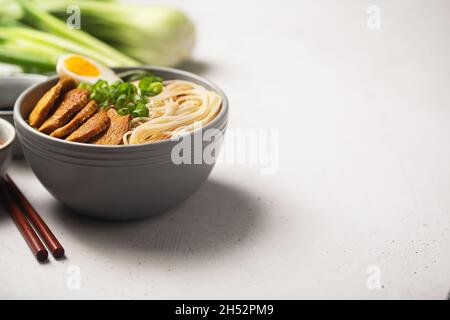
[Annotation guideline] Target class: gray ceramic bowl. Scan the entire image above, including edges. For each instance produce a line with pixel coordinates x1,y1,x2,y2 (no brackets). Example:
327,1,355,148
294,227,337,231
14,67,228,220
0,74,47,157
0,118,16,176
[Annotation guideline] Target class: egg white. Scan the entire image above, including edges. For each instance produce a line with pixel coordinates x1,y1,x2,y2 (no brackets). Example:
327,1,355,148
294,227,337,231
56,54,120,85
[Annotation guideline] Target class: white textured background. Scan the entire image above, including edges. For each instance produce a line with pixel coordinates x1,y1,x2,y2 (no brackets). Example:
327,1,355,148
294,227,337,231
1,0,449,299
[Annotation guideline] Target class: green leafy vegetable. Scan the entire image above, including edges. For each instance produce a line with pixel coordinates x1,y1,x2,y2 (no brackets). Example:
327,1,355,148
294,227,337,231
0,26,122,70
0,0,139,72
17,0,138,66
36,0,196,67
0,0,195,73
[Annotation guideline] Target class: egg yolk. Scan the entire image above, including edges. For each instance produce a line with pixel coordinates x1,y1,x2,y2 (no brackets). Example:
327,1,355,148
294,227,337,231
64,55,100,77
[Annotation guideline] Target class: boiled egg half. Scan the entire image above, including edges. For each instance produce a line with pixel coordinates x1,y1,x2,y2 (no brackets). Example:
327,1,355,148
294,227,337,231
56,54,120,84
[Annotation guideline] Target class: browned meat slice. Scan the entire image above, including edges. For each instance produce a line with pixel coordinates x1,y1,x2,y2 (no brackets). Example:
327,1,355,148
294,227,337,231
66,111,110,143
50,100,98,139
28,78,76,127
38,88,90,134
92,109,131,145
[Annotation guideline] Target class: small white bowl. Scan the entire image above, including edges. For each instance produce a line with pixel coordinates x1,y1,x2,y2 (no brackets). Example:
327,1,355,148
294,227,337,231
0,118,16,176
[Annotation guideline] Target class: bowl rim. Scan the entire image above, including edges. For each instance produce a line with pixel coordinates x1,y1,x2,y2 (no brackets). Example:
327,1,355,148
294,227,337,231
0,73,47,82
14,66,228,151
0,117,16,151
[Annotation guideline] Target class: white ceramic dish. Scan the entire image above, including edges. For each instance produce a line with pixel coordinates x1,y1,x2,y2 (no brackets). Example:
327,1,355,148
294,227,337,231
0,117,16,176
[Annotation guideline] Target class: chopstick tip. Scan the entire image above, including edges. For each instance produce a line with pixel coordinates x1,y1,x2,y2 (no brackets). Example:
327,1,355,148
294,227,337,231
36,249,48,262
53,248,65,259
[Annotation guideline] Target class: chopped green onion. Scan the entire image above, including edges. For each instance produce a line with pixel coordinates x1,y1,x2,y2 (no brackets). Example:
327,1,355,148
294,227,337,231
149,82,163,94
127,103,136,111
99,101,109,109
132,108,148,118
138,77,153,91
117,108,130,115
135,103,146,111
78,82,92,90
94,79,108,90
116,94,127,108
87,75,163,118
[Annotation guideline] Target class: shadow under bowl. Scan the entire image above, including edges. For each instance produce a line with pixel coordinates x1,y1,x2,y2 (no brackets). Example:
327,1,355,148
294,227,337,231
13,66,229,220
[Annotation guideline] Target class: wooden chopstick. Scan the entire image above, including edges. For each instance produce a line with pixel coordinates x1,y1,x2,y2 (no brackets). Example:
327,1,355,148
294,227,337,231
3,175,65,259
0,180,48,261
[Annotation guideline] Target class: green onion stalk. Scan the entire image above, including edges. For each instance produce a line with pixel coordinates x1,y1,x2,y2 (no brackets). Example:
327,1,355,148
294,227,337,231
17,0,138,65
35,0,196,67
0,0,195,74
0,0,140,73
1,26,123,66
